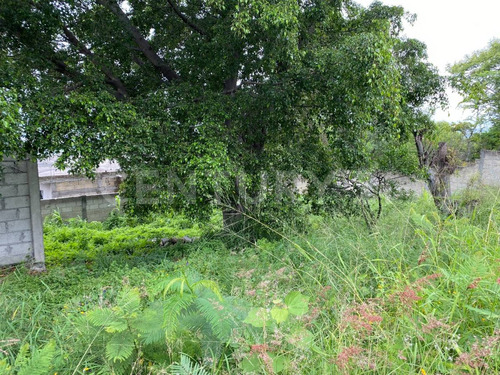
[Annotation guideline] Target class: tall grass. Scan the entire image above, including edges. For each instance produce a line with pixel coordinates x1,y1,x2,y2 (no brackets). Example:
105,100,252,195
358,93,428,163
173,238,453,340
0,190,499,374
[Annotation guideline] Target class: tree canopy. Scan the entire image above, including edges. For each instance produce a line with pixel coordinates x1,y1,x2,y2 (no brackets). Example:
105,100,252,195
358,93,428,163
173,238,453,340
449,39,500,151
0,0,444,221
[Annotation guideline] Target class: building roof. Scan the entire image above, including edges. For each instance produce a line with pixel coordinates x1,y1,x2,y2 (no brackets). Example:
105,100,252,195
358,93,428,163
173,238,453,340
38,157,120,178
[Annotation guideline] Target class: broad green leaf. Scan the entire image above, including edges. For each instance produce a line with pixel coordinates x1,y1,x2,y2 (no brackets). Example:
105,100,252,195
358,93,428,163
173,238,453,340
269,354,287,373
271,307,289,324
240,354,287,373
240,354,261,373
244,308,270,328
284,291,309,316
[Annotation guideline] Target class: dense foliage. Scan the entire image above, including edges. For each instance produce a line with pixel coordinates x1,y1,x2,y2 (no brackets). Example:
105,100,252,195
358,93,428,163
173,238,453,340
449,39,500,151
1,191,500,374
0,0,444,221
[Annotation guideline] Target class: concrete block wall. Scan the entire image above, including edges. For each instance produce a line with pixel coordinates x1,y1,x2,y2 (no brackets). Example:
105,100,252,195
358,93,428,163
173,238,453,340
397,150,500,196
41,193,118,222
0,158,45,267
479,150,500,187
450,162,482,192
39,172,123,199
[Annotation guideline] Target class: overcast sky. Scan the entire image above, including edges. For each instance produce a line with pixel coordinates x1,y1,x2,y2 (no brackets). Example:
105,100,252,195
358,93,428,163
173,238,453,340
356,0,500,123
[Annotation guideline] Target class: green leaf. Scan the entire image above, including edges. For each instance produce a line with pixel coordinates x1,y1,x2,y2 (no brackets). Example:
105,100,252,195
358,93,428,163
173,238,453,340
162,277,182,296
169,353,210,375
465,305,500,319
116,288,141,315
87,307,128,332
271,307,289,324
13,344,29,371
105,331,135,362
195,297,234,340
269,354,287,373
240,354,287,374
192,279,224,301
163,293,195,338
104,318,128,333
284,291,309,316
0,359,11,375
131,303,165,345
240,354,261,373
87,308,116,326
243,308,270,328
16,341,56,375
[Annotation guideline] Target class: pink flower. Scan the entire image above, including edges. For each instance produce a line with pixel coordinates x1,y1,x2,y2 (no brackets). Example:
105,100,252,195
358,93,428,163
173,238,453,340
398,286,421,305
390,273,442,308
335,346,363,370
422,317,450,334
468,278,481,289
341,302,383,334
250,343,269,354
414,273,442,287
455,331,500,370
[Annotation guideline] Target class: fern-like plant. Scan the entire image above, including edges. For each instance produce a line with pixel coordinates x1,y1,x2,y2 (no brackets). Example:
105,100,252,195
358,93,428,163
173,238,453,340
169,353,211,375
157,270,247,359
0,341,56,375
86,287,157,371
85,270,247,373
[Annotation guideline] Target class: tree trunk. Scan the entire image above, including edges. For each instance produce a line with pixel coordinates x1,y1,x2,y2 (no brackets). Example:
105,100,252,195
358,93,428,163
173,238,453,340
222,175,246,231
429,142,453,213
221,75,246,231
414,133,455,214
428,168,451,209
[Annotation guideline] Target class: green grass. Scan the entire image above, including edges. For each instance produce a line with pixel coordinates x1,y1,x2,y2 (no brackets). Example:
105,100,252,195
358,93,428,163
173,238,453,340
0,191,499,374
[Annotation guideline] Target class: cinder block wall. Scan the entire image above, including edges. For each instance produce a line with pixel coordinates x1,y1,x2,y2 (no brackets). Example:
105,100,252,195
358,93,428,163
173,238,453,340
398,150,500,196
41,193,119,222
0,158,45,266
39,172,123,199
479,150,500,187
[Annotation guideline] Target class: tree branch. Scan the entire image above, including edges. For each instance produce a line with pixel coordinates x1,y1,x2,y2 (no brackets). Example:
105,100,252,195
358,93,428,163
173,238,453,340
0,19,84,88
167,0,206,36
62,26,128,100
97,0,180,82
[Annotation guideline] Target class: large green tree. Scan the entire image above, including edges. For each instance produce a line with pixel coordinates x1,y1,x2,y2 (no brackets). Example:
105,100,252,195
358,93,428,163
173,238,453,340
449,39,500,151
0,0,436,223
